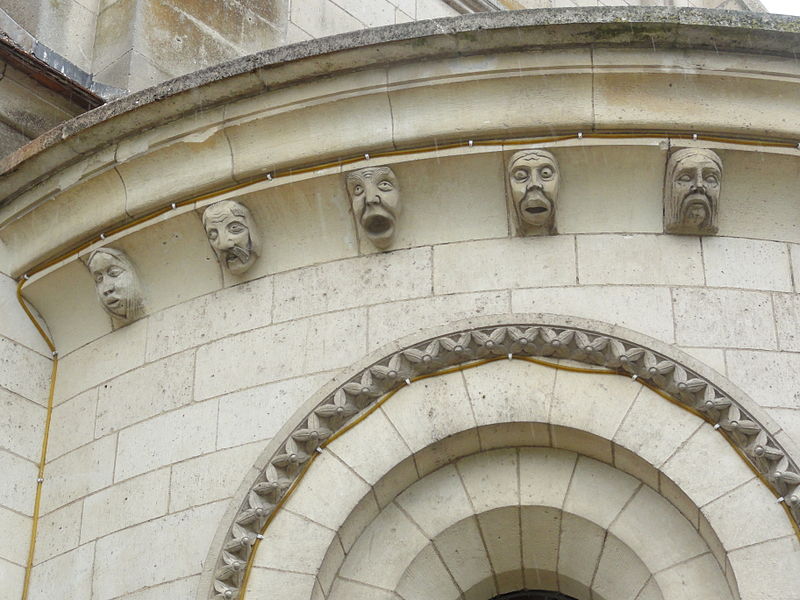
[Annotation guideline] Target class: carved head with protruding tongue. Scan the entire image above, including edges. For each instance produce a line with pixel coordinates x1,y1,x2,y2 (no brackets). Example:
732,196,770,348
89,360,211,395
346,166,401,250
508,149,560,236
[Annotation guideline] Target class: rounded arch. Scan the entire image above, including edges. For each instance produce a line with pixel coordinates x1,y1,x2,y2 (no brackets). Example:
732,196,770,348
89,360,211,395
201,315,800,600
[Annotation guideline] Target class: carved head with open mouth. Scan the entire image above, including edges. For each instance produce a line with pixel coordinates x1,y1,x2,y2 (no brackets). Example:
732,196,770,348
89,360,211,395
203,200,261,275
508,149,560,236
346,166,400,250
665,148,723,235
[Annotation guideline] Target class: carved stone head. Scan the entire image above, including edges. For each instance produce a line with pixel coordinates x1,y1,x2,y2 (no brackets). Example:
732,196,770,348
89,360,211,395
202,200,261,275
87,247,144,322
665,148,723,235
508,149,560,235
346,166,400,249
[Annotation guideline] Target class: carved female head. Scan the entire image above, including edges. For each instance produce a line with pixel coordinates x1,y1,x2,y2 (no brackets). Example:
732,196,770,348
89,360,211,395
664,148,723,235
87,247,144,322
346,166,400,249
508,149,560,235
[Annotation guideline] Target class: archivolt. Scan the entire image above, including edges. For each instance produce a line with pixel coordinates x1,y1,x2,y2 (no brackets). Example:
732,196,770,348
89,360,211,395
202,316,800,600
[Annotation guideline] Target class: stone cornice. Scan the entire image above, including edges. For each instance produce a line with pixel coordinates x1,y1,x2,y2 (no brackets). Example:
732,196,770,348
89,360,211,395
2,7,800,209
205,318,800,599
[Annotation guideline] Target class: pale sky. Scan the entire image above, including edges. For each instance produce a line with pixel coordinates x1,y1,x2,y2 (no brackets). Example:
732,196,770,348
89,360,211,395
761,0,800,16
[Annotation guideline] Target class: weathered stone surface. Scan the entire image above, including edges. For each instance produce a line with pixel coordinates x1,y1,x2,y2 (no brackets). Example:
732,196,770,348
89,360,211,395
33,501,82,565
0,451,36,516
47,389,96,461
726,351,800,409
0,335,50,405
0,505,30,565
28,542,94,600
703,238,792,292
0,388,44,462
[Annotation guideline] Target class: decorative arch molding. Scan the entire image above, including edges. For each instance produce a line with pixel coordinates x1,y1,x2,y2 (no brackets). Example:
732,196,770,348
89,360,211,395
201,314,800,600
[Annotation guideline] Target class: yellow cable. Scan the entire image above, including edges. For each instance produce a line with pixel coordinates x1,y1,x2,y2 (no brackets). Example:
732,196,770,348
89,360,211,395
15,129,800,282
236,355,800,598
16,279,57,600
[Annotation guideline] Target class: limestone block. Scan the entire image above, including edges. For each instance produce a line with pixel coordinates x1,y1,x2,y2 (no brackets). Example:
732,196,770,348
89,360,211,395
273,247,431,322
253,510,336,573
416,0,459,16
433,236,577,295
121,576,199,600
415,429,481,478
654,553,732,600
463,358,553,434
577,234,703,286
702,477,791,551
359,154,508,255
563,457,640,529
27,542,94,600
393,0,416,17
434,517,496,600
336,491,380,553
248,569,317,600
0,169,127,278
80,468,169,542
327,577,396,600
672,289,776,349
118,131,234,216
290,0,362,38
0,335,50,404
169,442,262,513
703,238,792,292
226,92,394,182
0,273,50,355
0,451,36,515
725,351,800,409
457,449,518,512
369,291,509,352
636,579,665,600
92,500,226,600
108,213,221,315
551,368,641,441
332,0,396,26
33,501,81,565
0,505,30,565
0,558,23,600
0,69,77,138
613,385,702,469
519,448,577,508
552,145,665,234
54,319,146,405
397,543,462,600
659,472,700,529
0,388,44,462
773,293,800,352
281,449,371,532
395,464,472,538
660,424,754,507
23,260,111,356
47,389,96,461
610,485,708,573
114,399,217,481
194,309,366,400
95,350,194,437
766,408,800,451
328,411,417,508
216,372,332,449
591,534,651,600
40,435,116,515
717,152,800,244
338,502,428,589
479,506,524,593
512,286,675,343
728,535,800,600
146,276,272,361
381,371,476,454
231,174,358,280
521,506,560,588
388,52,592,146
557,513,606,598
678,346,727,375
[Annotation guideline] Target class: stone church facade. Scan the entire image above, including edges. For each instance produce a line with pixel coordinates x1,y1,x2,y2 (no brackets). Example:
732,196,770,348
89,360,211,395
2,2,800,600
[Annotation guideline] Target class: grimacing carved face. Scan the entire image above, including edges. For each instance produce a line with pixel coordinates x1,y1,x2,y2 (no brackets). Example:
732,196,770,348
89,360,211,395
669,150,722,232
509,150,560,232
88,249,143,321
346,167,400,249
203,201,259,275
